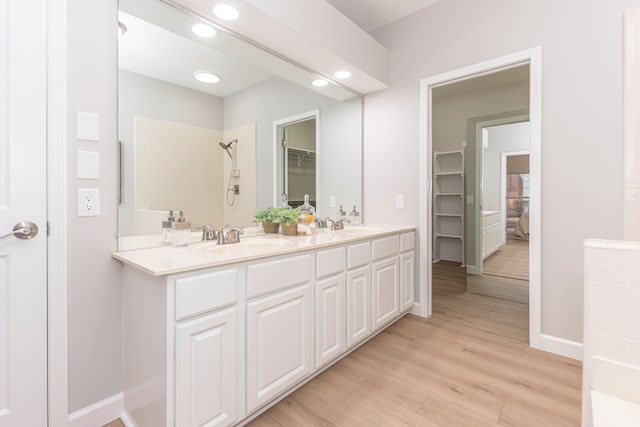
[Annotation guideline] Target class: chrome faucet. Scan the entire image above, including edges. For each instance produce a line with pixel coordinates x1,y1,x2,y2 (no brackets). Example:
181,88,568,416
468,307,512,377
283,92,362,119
314,217,327,228
201,224,219,241
324,217,335,230
217,225,243,244
333,218,351,230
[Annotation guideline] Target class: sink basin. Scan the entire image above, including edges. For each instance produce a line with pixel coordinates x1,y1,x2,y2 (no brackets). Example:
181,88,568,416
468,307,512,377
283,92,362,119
201,237,295,254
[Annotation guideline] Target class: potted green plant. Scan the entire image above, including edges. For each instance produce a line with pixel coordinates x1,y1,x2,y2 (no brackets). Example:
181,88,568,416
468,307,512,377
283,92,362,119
254,206,280,233
277,207,300,236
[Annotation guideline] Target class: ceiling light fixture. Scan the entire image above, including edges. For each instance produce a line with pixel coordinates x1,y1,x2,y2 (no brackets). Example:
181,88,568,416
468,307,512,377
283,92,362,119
312,79,329,87
194,71,221,84
192,23,217,38
214,4,240,21
118,22,127,36
334,70,351,79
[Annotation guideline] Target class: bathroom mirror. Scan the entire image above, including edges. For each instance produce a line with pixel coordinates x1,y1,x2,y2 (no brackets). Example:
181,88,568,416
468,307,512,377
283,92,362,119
117,0,362,250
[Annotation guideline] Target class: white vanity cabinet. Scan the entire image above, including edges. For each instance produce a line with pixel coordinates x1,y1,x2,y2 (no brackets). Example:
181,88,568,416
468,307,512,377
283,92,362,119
122,265,244,427
400,232,415,313
371,235,400,331
245,254,313,412
345,242,371,348
118,226,416,427
314,247,346,368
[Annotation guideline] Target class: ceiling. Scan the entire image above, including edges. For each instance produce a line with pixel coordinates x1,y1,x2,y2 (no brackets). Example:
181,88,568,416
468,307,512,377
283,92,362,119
326,0,443,33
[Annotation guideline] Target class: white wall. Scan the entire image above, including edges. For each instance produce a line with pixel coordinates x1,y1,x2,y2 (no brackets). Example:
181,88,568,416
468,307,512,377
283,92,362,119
67,0,122,412
483,122,530,211
364,0,640,343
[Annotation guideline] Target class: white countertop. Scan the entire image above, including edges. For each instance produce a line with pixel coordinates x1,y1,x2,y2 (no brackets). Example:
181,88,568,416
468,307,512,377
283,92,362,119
113,224,415,276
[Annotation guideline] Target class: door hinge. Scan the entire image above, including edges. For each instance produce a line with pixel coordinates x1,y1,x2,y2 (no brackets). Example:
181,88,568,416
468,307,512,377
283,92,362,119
47,221,50,236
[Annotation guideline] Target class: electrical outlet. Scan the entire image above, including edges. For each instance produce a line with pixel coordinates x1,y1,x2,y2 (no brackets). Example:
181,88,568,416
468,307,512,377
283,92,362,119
78,188,100,216
395,194,405,209
329,196,336,208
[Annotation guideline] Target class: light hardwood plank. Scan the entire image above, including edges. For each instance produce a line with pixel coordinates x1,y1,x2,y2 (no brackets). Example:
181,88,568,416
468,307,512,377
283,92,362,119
483,238,529,280
249,315,581,426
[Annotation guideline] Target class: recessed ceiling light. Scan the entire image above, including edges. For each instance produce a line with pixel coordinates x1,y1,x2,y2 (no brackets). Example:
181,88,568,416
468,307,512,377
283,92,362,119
312,79,329,87
192,23,217,38
194,71,221,84
118,22,127,37
214,4,240,21
334,70,351,79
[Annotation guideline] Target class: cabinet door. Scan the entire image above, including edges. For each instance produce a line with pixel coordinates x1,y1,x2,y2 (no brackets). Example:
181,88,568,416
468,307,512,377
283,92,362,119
176,307,238,427
315,274,346,368
346,266,371,348
246,284,312,412
400,251,415,312
372,257,400,331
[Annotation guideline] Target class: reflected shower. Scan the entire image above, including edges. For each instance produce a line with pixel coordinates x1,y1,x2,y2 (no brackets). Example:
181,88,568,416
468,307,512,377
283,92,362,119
219,139,237,159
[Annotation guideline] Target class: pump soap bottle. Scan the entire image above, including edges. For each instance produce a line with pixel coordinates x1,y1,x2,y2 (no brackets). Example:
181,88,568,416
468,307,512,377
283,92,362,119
162,210,175,245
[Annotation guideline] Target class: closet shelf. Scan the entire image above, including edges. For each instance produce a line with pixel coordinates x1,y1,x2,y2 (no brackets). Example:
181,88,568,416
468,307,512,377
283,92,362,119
434,150,463,156
435,193,462,197
435,171,463,176
435,213,463,218
435,233,463,239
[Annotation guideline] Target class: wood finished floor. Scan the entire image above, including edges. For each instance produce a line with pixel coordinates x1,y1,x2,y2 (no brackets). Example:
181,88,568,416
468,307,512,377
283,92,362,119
483,239,529,281
250,315,581,426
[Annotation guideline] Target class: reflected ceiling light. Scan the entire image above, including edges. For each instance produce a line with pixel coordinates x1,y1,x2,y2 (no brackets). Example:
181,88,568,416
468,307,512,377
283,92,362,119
334,70,351,79
194,71,221,84
214,4,240,21
312,79,329,87
192,23,217,38
118,22,127,36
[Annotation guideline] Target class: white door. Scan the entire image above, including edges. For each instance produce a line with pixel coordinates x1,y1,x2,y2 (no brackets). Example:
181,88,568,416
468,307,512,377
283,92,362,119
372,258,399,331
346,266,371,348
246,284,312,412
176,308,238,427
0,0,48,426
314,274,345,368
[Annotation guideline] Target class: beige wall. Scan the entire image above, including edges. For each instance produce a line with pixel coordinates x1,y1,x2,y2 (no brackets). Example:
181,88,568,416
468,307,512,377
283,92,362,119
364,0,640,343
67,0,122,412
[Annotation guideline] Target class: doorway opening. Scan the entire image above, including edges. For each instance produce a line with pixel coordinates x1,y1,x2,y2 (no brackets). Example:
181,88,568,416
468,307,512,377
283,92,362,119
418,48,542,348
273,110,319,208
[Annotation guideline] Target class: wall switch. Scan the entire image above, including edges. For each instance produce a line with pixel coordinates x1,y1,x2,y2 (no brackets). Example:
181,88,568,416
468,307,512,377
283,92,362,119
77,150,100,179
231,168,240,177
395,194,405,209
78,188,100,216
329,196,336,208
466,195,474,204
76,111,100,142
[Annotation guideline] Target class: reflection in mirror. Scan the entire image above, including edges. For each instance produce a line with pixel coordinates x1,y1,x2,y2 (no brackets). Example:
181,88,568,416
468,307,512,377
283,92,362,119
117,0,362,250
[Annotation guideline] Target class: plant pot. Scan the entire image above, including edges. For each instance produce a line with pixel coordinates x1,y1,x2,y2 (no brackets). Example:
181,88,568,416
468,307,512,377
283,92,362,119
262,221,280,233
281,224,298,236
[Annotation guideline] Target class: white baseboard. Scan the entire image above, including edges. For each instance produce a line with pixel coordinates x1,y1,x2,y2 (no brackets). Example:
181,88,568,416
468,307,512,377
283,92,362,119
119,411,136,427
539,334,583,361
68,392,124,427
409,302,425,317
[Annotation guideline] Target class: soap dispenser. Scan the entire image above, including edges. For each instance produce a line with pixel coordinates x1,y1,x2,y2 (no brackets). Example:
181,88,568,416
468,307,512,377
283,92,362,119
349,205,361,225
171,211,191,247
162,210,175,245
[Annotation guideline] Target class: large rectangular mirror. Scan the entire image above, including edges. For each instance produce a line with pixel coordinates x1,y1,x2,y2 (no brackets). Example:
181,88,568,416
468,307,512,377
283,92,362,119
117,0,363,250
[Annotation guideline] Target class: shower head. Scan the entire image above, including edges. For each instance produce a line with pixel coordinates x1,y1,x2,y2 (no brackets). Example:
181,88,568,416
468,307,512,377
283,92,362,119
219,139,237,159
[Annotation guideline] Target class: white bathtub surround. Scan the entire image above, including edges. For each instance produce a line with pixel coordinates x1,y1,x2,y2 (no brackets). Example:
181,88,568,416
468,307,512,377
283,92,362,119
583,239,640,426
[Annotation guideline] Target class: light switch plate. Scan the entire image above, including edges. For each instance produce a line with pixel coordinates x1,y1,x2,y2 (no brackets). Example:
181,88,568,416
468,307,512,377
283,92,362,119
76,111,100,142
329,196,336,208
78,188,100,216
77,150,100,179
395,194,405,209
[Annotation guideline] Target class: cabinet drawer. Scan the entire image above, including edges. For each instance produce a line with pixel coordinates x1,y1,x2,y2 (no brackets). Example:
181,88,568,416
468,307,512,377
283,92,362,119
400,232,415,252
247,254,312,298
347,242,370,269
316,247,346,278
175,269,237,321
371,236,399,261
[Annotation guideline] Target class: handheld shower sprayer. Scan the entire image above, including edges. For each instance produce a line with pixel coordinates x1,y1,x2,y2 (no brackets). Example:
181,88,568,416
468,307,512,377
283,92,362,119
219,139,238,159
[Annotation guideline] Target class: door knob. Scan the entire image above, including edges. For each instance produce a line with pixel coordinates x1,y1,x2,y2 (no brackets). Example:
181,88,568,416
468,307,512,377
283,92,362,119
0,221,39,240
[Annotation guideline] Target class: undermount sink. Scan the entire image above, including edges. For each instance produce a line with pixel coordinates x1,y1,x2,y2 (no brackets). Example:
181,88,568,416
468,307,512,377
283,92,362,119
200,237,295,254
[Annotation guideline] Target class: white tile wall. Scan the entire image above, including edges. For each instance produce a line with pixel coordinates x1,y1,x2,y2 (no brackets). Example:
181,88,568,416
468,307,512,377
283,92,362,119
584,240,640,411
